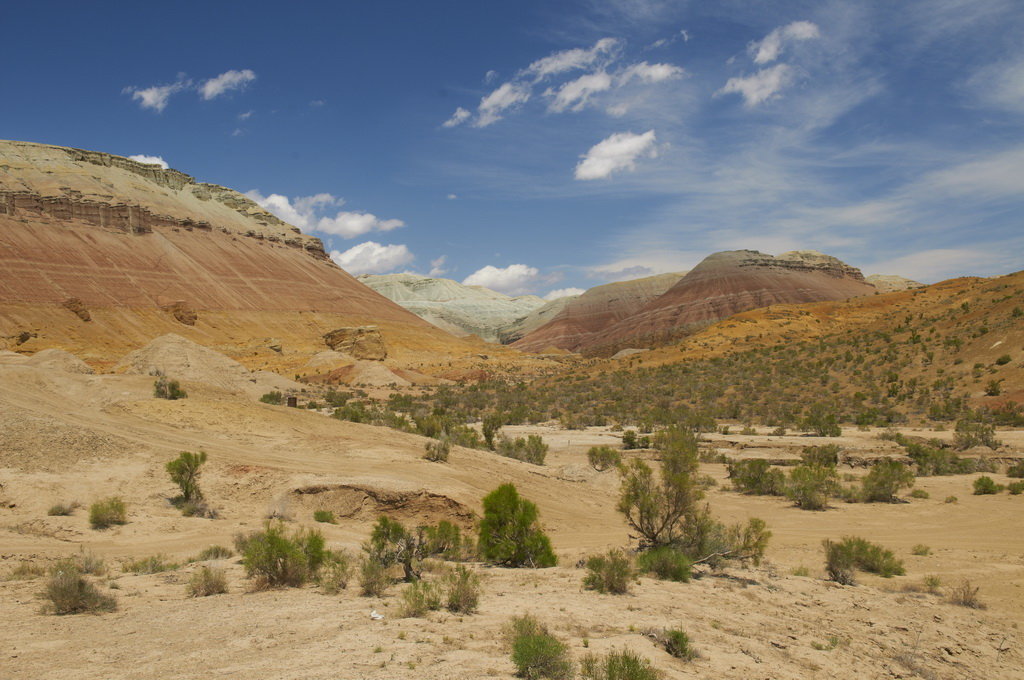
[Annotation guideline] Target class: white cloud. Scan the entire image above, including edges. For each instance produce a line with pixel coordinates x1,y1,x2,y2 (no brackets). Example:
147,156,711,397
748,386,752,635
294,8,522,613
463,264,541,294
475,83,531,127
521,38,621,81
618,61,685,84
443,107,471,128
717,64,794,107
544,287,585,300
575,130,658,180
127,154,169,169
966,57,1024,112
330,242,414,275
238,110,253,120
446,193,458,200
484,70,499,83
124,77,191,112
200,69,256,100
245,190,404,237
317,211,404,238
546,72,613,112
750,21,821,64
429,256,448,277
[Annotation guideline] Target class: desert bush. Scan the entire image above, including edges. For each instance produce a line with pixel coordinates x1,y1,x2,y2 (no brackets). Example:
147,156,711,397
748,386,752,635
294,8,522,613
73,549,106,575
42,559,116,614
319,549,353,594
1007,460,1024,478
587,446,622,472
729,459,786,495
444,565,481,613
478,484,557,568
196,545,233,560
823,536,905,584
47,501,79,516
89,497,127,529
911,544,932,556
909,489,929,499
399,579,442,617
366,516,428,581
423,520,465,560
655,628,697,661
359,557,390,596
424,436,451,462
259,390,283,405
972,476,1002,495
953,418,999,451
1008,481,1024,495
122,554,180,574
582,549,634,595
154,375,187,400
313,510,336,523
166,450,207,505
506,615,573,680
636,546,691,582
786,465,839,510
240,522,325,588
579,649,662,679
6,561,46,580
496,434,548,465
944,495,958,504
179,499,217,518
187,566,227,596
948,579,985,609
801,444,841,467
861,459,915,502
802,403,841,437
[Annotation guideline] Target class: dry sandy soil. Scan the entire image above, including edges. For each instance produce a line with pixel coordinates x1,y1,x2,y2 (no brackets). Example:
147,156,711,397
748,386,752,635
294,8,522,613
2,361,1022,679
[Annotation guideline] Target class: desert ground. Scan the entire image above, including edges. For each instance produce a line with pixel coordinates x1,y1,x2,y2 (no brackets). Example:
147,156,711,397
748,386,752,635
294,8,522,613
1,359,1022,679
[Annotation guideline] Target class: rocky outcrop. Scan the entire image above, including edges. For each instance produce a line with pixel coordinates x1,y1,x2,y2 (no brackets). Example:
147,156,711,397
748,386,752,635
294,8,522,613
61,298,91,322
866,274,924,293
585,250,876,354
323,326,387,360
358,273,547,342
512,272,687,353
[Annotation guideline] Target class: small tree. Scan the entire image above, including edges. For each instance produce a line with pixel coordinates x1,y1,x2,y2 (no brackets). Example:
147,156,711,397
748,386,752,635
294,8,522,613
786,464,839,510
478,484,557,568
860,459,915,502
587,446,621,472
366,516,428,582
802,403,841,437
482,414,503,450
166,451,207,503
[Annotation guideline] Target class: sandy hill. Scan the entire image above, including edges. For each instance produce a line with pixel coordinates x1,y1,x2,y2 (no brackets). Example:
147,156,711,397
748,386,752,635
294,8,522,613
0,140,491,373
357,273,546,343
513,272,686,353
573,250,875,355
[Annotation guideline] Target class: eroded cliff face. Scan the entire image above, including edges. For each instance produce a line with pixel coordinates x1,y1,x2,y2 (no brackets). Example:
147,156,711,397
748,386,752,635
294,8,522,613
0,140,478,369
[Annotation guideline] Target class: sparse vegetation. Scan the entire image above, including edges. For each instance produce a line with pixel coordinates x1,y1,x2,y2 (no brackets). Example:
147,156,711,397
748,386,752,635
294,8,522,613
313,510,336,523
88,497,127,529
478,484,557,568
166,450,207,505
495,434,548,465
187,566,227,596
823,536,905,584
359,557,390,597
860,459,915,502
580,649,662,679
636,546,691,582
154,375,187,400
122,554,180,574
259,390,284,405
786,464,839,510
653,628,697,661
237,522,326,588
424,436,451,462
587,445,621,472
911,544,931,556
972,476,1002,495
6,561,46,580
196,545,233,560
47,501,78,516
909,489,929,499
398,579,442,617
42,559,116,614
506,614,573,680
948,579,985,608
729,458,786,496
582,549,633,594
319,549,353,594
443,565,481,613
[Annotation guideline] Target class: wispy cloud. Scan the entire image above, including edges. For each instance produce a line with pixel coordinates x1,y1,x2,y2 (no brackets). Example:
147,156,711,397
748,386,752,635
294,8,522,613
716,64,794,107
123,77,191,112
750,21,820,64
200,69,256,100
575,130,658,180
245,190,405,238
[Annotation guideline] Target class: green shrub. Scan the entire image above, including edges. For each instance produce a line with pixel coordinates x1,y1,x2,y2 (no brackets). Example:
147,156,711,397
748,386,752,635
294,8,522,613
953,418,999,450
786,465,839,510
801,445,841,467
911,544,931,556
636,546,691,582
507,615,573,680
166,451,207,504
196,545,233,560
424,436,451,462
187,566,227,596
580,649,662,679
313,510,336,523
657,628,696,660
944,495,958,504
444,565,480,613
154,375,187,400
1008,481,1024,495
259,390,283,405
861,459,915,502
909,489,929,499
587,446,622,472
122,554,180,574
47,501,78,516
89,497,127,529
479,484,557,568
729,459,786,495
423,520,466,560
240,522,325,588
496,434,549,465
318,549,353,594
398,580,442,617
802,403,841,437
582,549,633,594
972,476,1002,495
42,559,116,614
823,536,905,584
1008,460,1024,478
358,557,390,597
995,354,1011,365
366,516,427,581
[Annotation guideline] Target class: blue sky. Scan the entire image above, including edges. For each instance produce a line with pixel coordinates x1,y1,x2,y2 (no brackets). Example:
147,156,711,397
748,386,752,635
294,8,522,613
4,0,1022,297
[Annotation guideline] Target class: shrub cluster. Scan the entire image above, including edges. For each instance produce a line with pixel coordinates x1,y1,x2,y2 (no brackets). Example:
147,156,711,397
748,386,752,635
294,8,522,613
580,649,661,679
153,375,187,400
582,549,634,594
495,434,548,465
42,559,117,615
729,459,785,495
636,546,691,582
587,445,621,472
479,484,556,568
823,536,905,584
187,566,228,596
236,522,326,588
972,476,1004,494
89,497,127,529
506,615,573,680
424,436,451,462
